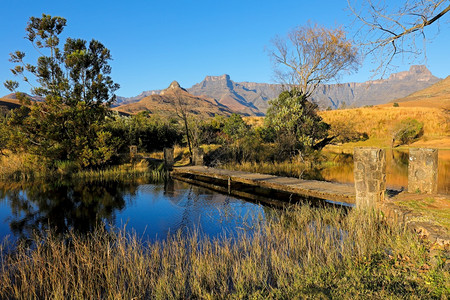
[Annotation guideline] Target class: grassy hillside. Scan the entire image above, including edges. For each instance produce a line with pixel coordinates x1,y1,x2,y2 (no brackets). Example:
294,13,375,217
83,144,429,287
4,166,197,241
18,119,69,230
0,98,22,110
384,76,450,110
319,106,449,148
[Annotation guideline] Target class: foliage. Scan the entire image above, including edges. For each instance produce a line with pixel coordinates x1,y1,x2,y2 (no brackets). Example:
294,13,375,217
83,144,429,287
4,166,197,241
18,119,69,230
329,120,369,144
392,118,424,146
204,114,270,165
393,102,399,107
265,89,330,159
4,14,119,168
269,22,359,96
106,113,182,153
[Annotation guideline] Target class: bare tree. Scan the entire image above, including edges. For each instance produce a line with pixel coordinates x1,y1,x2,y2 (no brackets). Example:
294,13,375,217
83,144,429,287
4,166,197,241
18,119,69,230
170,83,194,163
348,0,450,75
269,23,359,97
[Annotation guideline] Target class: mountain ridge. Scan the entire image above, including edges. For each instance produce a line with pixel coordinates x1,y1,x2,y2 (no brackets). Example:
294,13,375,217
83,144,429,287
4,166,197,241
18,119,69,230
112,65,440,115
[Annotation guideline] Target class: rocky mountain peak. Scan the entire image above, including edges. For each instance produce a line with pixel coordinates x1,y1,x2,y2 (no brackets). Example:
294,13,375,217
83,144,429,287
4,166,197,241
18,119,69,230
388,65,435,81
168,81,181,89
409,65,431,75
204,74,231,82
160,81,187,96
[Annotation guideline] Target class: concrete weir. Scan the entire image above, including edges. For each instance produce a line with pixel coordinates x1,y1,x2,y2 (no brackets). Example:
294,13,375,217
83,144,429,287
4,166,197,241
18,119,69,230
171,166,356,206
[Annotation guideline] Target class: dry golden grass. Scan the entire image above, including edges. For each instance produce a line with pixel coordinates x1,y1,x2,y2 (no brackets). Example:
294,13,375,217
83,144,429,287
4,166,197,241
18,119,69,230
0,151,49,180
243,116,265,127
320,106,449,147
0,206,447,299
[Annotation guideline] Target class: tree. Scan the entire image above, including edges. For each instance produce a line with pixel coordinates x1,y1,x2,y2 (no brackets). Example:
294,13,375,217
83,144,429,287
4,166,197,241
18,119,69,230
268,23,359,97
348,0,450,75
4,14,120,168
265,89,330,160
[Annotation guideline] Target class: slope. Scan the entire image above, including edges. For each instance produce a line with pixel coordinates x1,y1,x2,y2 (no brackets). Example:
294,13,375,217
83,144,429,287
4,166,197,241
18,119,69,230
113,81,234,117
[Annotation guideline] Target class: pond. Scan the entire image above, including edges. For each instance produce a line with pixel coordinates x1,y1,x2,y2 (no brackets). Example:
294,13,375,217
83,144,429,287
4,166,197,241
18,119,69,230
321,149,449,194
0,179,271,243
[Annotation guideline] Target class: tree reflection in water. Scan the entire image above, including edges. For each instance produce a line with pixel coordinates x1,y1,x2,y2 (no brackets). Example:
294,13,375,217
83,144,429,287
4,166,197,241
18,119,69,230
0,180,138,240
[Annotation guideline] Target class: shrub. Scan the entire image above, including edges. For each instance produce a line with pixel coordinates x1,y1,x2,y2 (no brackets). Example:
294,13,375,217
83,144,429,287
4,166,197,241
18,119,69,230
392,118,424,146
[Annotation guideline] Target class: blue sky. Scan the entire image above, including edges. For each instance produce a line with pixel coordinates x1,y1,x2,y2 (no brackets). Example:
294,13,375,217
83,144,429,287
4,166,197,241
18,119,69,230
1,0,448,97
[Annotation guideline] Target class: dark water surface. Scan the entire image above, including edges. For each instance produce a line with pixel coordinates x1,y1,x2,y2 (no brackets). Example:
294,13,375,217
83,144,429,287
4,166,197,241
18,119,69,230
0,179,269,242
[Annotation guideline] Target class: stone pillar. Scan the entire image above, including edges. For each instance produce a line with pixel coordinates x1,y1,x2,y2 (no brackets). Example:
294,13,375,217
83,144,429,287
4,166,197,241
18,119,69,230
192,147,204,166
408,148,438,194
164,147,174,168
354,147,386,209
129,145,137,160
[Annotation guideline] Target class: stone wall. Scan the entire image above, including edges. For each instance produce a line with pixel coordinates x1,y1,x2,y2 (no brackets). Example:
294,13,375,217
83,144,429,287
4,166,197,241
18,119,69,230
408,148,438,194
353,147,386,209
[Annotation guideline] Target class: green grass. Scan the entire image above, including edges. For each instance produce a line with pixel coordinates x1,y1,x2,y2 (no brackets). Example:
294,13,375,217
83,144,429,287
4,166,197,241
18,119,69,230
0,205,448,299
396,197,450,230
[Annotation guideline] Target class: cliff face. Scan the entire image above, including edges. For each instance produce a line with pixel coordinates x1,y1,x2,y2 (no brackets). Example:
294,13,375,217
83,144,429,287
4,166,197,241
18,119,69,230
113,65,441,115
188,75,266,116
310,65,440,108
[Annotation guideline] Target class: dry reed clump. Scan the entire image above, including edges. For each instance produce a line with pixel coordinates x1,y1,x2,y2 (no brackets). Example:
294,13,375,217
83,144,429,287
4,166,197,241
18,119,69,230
0,152,49,180
73,160,167,181
0,206,447,299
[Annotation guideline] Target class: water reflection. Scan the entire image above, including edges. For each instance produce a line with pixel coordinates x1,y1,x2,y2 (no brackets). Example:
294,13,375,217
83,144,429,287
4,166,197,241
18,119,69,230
0,179,267,242
321,149,449,193
0,180,135,240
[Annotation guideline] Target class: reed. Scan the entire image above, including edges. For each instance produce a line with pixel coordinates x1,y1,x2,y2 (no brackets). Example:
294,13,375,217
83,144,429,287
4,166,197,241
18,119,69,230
0,205,447,299
73,160,167,181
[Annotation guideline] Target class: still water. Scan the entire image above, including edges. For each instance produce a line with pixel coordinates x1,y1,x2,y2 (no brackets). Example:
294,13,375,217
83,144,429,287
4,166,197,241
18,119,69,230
0,179,268,242
321,149,450,194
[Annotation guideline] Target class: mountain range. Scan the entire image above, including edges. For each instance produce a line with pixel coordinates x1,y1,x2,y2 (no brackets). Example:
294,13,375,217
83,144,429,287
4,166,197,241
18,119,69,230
1,65,443,117
113,65,441,116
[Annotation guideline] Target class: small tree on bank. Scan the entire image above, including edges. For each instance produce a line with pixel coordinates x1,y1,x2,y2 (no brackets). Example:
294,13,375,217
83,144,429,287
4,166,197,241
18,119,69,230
267,23,357,159
266,89,330,160
4,14,120,168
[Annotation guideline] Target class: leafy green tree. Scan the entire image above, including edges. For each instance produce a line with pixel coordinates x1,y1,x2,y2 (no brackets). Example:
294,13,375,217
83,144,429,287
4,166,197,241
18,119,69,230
4,14,119,168
266,89,330,159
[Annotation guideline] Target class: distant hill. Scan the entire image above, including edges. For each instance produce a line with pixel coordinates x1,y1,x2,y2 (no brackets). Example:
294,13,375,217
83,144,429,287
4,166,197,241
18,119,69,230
114,65,441,115
384,76,450,110
113,81,234,117
0,98,22,110
2,92,44,102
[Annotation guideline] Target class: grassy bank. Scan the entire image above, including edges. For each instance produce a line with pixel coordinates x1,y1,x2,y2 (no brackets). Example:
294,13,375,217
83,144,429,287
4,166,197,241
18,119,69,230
0,205,447,299
319,106,450,148
0,151,166,181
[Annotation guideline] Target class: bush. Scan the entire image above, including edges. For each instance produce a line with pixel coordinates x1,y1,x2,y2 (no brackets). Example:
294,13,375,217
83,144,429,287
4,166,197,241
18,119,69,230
107,114,182,153
329,120,369,144
392,118,424,146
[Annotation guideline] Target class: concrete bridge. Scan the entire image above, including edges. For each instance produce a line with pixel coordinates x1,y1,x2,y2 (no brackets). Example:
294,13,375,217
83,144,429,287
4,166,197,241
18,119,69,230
168,147,439,209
